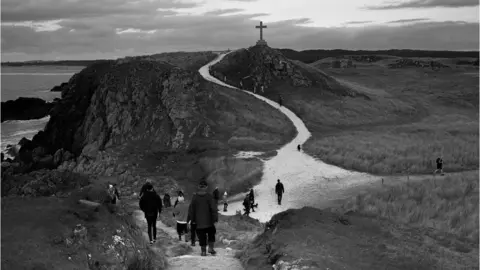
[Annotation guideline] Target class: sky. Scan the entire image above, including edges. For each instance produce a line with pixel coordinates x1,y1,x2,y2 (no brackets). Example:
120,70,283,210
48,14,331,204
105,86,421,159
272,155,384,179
1,0,479,61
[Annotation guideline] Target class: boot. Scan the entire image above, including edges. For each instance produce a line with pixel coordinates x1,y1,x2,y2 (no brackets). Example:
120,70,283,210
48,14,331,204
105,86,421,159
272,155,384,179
200,246,207,256
208,242,217,255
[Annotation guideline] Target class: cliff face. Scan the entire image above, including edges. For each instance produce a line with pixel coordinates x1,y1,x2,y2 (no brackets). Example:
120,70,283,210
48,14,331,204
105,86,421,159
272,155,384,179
24,60,213,162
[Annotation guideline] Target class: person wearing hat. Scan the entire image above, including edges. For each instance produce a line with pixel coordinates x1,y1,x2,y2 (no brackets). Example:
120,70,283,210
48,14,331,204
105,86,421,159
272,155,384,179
188,180,218,256
139,183,163,245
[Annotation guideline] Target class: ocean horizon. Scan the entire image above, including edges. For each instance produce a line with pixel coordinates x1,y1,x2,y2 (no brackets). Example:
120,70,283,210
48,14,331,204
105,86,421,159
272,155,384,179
1,65,84,158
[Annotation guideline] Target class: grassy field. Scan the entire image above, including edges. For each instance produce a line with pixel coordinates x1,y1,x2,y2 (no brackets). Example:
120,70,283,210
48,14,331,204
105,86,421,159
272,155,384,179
211,48,478,175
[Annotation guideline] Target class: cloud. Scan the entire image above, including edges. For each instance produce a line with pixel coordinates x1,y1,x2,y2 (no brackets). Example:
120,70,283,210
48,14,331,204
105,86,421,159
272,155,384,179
204,8,245,15
365,0,479,10
1,1,478,61
344,21,374,25
387,18,430,23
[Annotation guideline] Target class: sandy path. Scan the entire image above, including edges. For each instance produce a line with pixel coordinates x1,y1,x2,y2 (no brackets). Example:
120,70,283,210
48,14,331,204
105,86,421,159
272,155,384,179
199,52,380,222
132,209,244,270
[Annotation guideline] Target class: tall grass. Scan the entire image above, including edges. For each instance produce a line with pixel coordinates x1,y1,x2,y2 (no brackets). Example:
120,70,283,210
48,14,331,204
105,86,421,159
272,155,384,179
341,172,479,244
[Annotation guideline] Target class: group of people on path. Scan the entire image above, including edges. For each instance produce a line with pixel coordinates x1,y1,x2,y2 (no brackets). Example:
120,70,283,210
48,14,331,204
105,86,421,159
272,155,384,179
138,178,220,256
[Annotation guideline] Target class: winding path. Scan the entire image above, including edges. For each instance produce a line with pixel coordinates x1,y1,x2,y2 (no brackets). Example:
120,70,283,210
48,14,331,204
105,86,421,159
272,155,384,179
199,52,380,222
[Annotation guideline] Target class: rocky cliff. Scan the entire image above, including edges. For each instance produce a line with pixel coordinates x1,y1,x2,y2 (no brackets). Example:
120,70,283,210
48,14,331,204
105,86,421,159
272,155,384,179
210,45,358,98
1,97,54,122
3,53,296,197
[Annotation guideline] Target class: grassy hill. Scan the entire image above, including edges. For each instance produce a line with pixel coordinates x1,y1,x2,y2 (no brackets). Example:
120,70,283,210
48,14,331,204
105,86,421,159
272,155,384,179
211,46,479,176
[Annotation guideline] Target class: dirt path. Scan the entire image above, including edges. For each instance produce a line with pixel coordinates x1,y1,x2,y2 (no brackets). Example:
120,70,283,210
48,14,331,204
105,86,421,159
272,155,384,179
132,208,244,270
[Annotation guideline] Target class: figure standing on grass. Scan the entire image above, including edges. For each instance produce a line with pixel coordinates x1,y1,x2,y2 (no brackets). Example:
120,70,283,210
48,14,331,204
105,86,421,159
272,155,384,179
139,183,163,245
434,156,445,176
275,179,285,205
297,144,301,151
188,180,218,256
278,94,284,107
172,195,189,242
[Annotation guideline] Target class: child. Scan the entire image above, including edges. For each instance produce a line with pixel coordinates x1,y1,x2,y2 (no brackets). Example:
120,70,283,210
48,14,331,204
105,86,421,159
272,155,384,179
172,196,189,242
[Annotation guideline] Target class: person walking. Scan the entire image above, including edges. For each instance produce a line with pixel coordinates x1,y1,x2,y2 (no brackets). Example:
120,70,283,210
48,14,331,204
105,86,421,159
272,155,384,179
174,190,185,208
139,183,163,245
248,189,256,212
275,179,285,205
212,186,220,209
434,156,445,175
222,191,228,212
187,198,197,246
188,180,218,256
107,184,120,205
139,178,154,199
172,195,189,242
243,195,251,216
163,193,171,208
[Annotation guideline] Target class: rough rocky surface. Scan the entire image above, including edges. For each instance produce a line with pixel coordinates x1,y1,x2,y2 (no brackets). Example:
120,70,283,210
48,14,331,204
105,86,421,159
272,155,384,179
388,58,449,69
1,97,54,122
50,82,69,92
210,45,360,99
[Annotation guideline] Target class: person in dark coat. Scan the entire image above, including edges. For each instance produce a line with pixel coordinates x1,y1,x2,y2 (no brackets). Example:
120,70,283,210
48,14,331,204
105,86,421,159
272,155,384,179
297,144,301,151
248,189,256,212
434,156,445,175
187,194,197,246
278,95,283,107
243,195,251,216
188,180,218,256
139,183,163,245
163,193,171,208
275,179,285,205
212,187,220,207
139,178,154,199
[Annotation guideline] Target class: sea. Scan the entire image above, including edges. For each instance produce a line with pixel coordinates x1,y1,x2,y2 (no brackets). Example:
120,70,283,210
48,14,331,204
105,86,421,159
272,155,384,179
1,65,85,158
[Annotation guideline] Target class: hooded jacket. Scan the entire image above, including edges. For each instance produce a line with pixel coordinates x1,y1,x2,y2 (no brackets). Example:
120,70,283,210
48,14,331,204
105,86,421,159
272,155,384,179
188,188,218,229
139,190,162,217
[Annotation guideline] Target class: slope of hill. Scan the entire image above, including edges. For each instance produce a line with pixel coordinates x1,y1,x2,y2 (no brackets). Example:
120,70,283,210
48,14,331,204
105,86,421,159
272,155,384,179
277,48,479,63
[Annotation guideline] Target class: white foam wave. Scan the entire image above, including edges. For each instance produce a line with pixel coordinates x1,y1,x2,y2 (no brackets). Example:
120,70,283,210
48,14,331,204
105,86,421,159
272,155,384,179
2,73,75,76
2,116,50,125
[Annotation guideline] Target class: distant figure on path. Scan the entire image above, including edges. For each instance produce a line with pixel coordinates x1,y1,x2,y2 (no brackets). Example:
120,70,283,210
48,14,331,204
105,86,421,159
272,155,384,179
139,183,163,245
248,188,256,212
297,144,301,151
434,156,444,175
222,191,228,212
173,195,189,242
139,178,154,199
174,190,185,207
213,187,220,207
188,180,218,256
278,95,283,107
107,184,120,205
243,195,251,216
163,193,171,208
275,179,285,205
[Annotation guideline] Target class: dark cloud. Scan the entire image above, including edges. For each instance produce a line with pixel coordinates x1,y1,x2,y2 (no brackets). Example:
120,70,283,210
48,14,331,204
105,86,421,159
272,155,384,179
388,18,430,23
204,8,245,15
1,2,478,61
365,0,479,10
0,0,199,22
344,20,373,25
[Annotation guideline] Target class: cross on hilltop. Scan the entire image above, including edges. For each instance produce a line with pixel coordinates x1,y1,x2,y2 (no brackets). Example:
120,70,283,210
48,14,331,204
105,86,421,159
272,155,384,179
255,21,268,46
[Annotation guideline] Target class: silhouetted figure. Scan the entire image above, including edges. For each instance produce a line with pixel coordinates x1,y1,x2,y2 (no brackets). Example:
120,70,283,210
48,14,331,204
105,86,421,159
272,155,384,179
243,195,251,216
278,95,283,107
434,156,444,175
213,187,220,207
163,193,171,208
222,191,228,212
275,179,285,205
248,189,256,212
297,144,301,151
139,183,163,245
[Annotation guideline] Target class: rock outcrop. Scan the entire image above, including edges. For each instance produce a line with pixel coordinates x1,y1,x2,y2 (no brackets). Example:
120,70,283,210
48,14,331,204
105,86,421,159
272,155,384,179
210,45,358,98
50,82,69,92
1,97,54,122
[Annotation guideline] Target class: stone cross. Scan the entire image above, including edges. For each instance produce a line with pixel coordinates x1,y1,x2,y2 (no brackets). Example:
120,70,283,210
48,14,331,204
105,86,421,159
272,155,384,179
255,21,267,41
